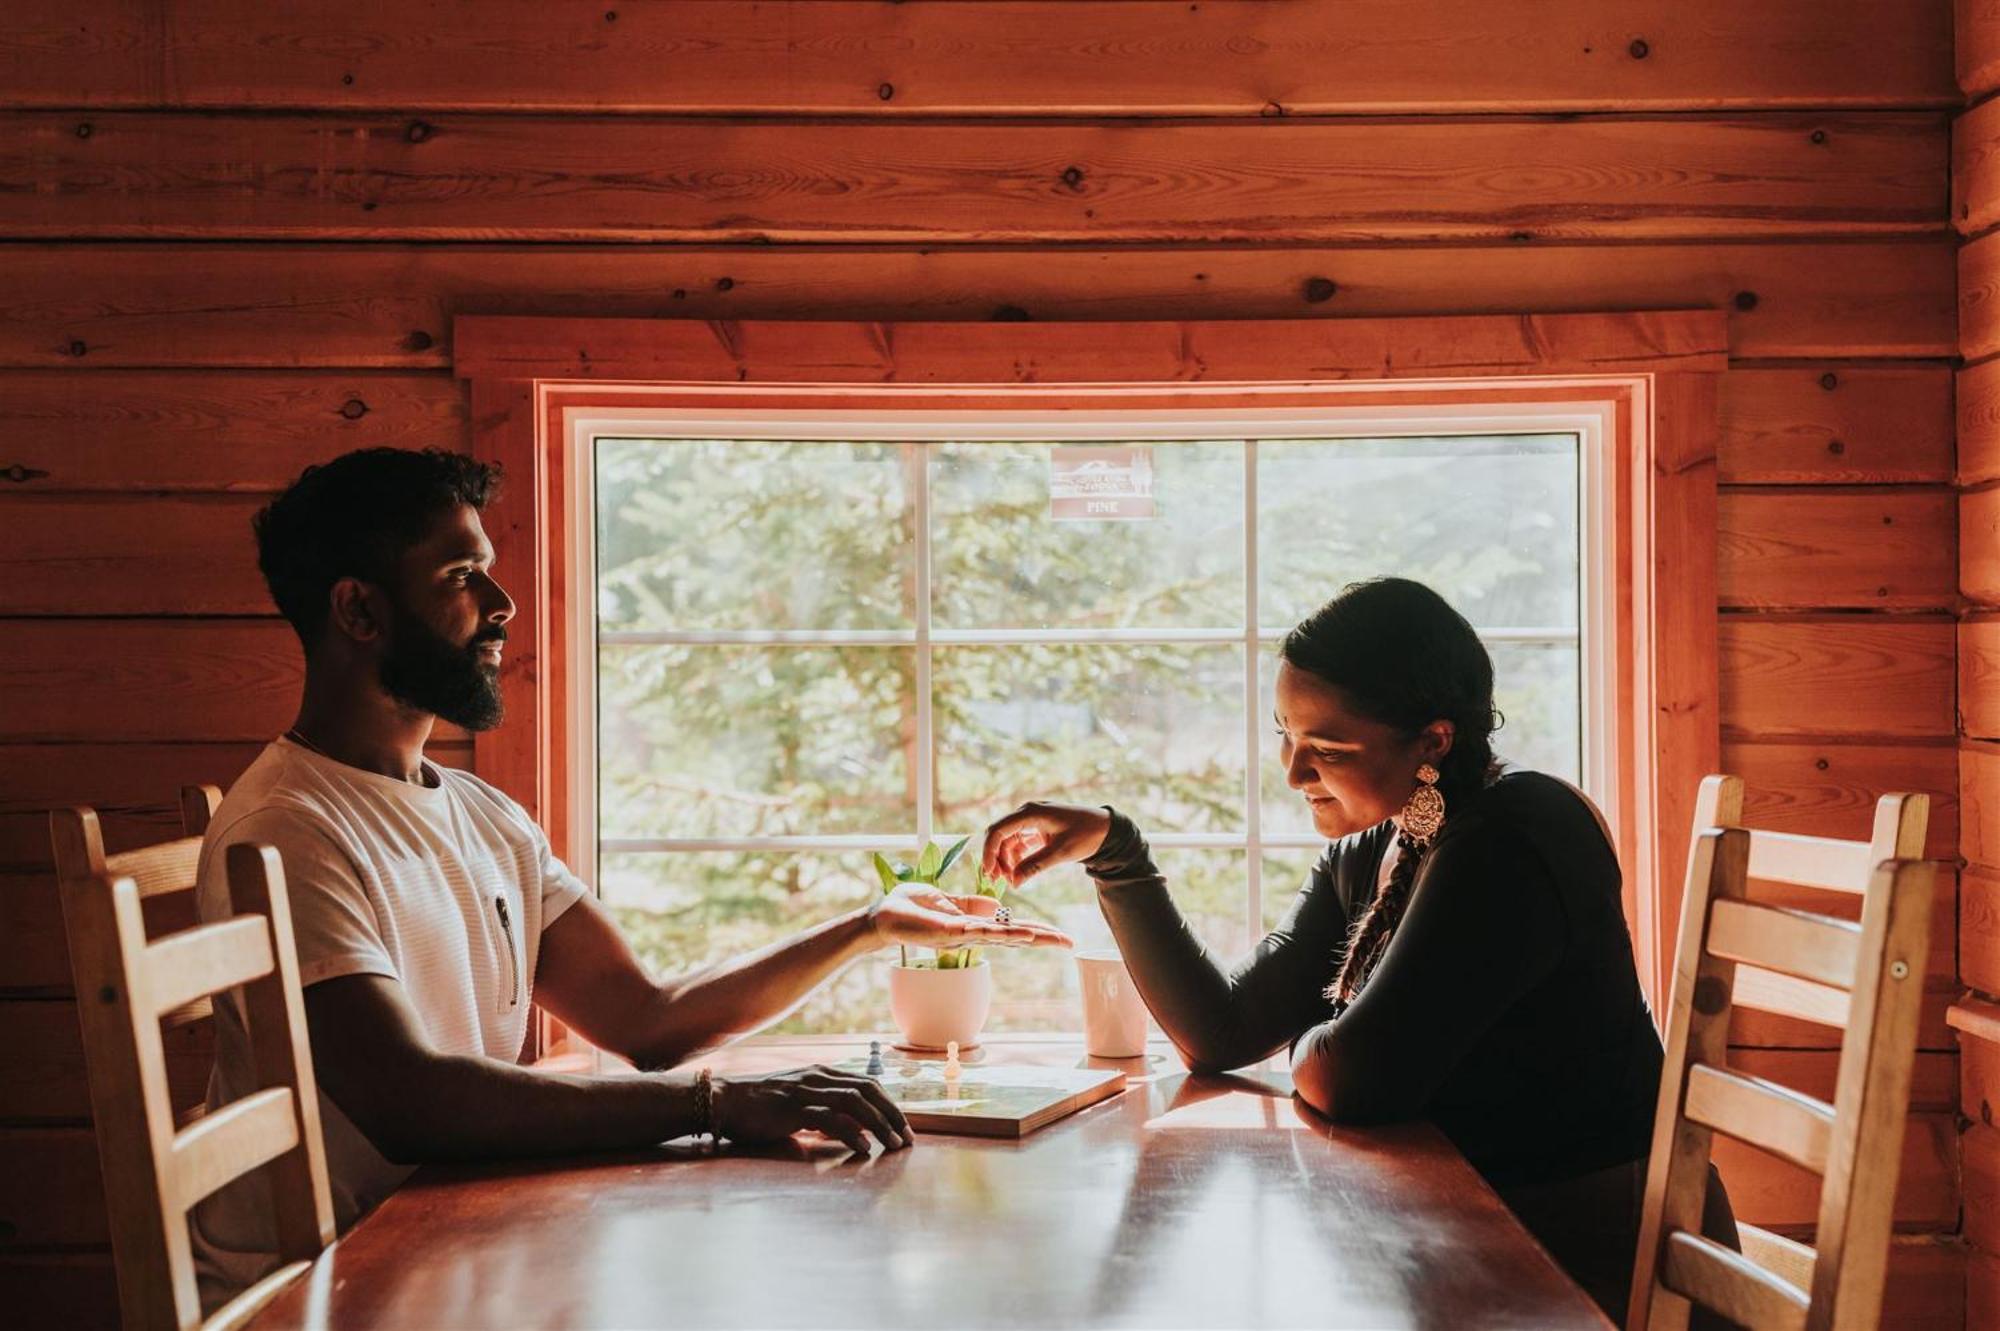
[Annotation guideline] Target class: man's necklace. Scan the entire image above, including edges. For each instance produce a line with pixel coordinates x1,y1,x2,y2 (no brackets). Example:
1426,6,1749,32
284,727,426,786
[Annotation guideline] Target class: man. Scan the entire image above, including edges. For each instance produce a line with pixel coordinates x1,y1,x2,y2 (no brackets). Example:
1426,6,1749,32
192,447,1069,1301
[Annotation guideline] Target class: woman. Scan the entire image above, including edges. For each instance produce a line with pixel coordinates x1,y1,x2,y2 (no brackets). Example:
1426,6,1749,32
980,576,1736,1323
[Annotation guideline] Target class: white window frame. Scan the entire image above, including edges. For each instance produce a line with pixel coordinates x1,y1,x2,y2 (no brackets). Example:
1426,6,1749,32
561,402,1619,951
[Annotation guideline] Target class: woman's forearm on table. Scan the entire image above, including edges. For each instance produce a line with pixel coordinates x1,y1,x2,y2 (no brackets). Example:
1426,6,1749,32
1088,812,1300,1073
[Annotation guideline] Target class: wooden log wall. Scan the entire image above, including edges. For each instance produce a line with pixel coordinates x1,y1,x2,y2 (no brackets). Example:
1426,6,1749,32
1960,6,2000,1327
0,3,1966,1326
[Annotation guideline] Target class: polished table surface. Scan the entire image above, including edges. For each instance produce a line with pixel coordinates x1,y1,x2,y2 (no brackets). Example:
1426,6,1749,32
248,1037,1613,1330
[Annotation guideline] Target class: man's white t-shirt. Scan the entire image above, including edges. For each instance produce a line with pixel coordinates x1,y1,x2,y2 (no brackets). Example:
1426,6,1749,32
189,736,586,1301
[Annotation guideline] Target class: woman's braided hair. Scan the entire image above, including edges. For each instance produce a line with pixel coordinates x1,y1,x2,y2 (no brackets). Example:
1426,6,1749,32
1279,578,1500,1008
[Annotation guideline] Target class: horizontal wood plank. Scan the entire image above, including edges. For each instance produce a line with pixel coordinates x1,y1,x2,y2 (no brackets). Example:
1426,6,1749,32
1718,616,1956,741
1957,229,2000,362
1964,616,2000,739
1965,1010,2000,1128
0,1251,117,1331
1730,1048,1955,1112
455,310,1726,382
0,740,471,871
0,111,1946,244
1718,365,1951,485
0,620,480,744
1716,488,1955,611
0,495,268,615
0,997,211,1123
1964,485,2000,605
0,1126,105,1245
0,1,1956,115
1728,980,1952,1050
1874,1237,1965,1331
0,369,465,493
1967,0,2000,99
1960,358,2000,486
1958,95,2000,236
1717,739,1957,861
1967,867,2000,996
1968,1122,2000,1254
0,239,1955,369
1975,1246,2000,1331
1,870,195,993
1964,740,2000,871
1709,1109,1958,1231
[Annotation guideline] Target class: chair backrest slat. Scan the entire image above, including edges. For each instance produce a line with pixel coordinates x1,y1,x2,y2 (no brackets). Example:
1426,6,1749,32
1707,899,1862,990
1744,833,1877,894
1661,1231,1810,1331
104,838,208,901
170,1087,300,1213
1683,1063,1834,1175
1628,775,1935,1331
144,917,274,1020
1731,964,1853,1027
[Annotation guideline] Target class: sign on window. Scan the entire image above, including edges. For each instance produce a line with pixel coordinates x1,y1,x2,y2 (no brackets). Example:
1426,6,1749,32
1049,445,1156,521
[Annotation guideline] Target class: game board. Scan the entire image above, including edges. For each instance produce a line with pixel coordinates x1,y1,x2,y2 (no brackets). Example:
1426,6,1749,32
835,1053,1127,1138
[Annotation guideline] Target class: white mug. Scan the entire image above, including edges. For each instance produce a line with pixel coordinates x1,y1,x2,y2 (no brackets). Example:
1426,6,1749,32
1075,949,1149,1058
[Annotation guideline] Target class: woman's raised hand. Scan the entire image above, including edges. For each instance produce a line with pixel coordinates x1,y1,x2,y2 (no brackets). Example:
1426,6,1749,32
980,801,1113,886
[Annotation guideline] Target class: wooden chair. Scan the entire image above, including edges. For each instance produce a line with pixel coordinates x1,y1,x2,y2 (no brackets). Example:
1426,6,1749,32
1628,776,1934,1331
52,792,335,1331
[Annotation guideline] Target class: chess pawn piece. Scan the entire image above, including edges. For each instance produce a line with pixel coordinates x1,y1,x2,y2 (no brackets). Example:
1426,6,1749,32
865,1039,885,1078
943,1040,961,1080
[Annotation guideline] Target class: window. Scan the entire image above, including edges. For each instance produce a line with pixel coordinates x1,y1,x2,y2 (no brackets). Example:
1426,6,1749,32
581,412,1597,1034
456,311,1724,1028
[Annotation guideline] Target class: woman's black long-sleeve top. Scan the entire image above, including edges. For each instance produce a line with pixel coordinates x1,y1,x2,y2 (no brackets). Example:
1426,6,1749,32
1087,769,1663,1189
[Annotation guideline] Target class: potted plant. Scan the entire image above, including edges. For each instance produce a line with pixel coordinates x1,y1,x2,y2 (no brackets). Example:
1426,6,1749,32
873,836,1008,1050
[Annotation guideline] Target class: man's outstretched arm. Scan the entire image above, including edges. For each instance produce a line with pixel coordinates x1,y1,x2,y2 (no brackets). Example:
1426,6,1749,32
530,886,1070,1072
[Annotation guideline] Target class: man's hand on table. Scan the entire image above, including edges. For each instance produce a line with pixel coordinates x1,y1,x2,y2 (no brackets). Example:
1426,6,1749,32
715,1064,912,1155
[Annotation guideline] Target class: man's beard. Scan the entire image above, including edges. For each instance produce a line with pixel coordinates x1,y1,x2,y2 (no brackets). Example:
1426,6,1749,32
378,600,506,732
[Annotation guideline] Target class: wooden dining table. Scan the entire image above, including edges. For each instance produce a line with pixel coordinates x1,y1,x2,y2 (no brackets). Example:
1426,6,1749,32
246,1036,1614,1330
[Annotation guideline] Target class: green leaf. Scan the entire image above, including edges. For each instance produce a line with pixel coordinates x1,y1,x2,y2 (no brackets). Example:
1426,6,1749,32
916,841,943,881
870,853,900,896
936,835,970,879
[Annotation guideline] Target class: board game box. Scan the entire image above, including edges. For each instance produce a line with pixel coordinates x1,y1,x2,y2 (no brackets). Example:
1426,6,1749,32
834,1054,1128,1139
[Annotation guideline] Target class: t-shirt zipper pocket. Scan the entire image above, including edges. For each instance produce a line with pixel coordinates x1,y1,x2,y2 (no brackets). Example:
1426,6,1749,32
494,893,521,1011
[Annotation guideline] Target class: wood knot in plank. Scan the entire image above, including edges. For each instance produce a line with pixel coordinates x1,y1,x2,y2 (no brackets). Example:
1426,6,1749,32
74,122,93,140
1301,277,1337,304
405,120,434,144
991,305,1032,322
1692,976,1728,1016
878,83,895,101
1,464,50,484
65,338,87,358
1819,372,1838,390
1732,291,1759,312
340,398,369,420
403,330,435,352
1061,165,1085,192
1628,38,1650,59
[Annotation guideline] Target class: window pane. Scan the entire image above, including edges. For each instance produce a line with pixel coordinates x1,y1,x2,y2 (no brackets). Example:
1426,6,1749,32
600,644,913,838
930,440,1244,629
933,643,1244,836
1261,851,1331,941
596,437,914,633
1258,434,1578,629
601,850,886,1035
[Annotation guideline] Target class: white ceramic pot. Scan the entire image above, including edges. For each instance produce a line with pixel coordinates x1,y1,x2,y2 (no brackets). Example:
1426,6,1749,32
887,960,992,1051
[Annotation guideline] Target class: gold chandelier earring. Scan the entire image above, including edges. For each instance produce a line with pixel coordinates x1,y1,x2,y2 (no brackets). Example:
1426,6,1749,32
1400,762,1445,848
